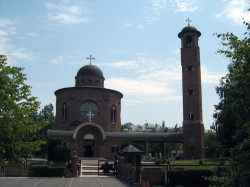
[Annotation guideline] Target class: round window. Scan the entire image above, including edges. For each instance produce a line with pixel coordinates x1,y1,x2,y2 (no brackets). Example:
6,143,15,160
80,101,99,121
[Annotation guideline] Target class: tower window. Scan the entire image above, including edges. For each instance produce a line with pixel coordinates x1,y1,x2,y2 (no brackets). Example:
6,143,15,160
189,113,194,120
186,35,192,48
62,103,67,121
188,89,194,95
111,105,116,123
187,65,193,71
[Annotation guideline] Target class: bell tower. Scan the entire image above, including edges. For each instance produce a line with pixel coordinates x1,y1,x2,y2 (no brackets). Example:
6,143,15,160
178,20,205,159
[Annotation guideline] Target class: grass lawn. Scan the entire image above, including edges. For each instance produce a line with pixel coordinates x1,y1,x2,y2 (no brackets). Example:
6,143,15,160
170,158,225,165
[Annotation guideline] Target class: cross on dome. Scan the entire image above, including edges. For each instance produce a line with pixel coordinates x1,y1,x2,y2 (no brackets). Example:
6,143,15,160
86,54,95,65
186,18,192,26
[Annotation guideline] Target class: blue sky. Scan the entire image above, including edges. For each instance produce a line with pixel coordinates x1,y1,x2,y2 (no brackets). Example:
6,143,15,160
0,0,249,129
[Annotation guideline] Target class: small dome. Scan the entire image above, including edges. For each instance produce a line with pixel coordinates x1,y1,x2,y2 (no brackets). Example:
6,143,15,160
76,64,104,78
178,25,201,38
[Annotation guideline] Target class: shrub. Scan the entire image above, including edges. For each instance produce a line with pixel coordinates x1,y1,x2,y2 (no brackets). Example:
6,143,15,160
48,166,66,177
32,165,66,177
53,145,71,162
32,165,49,177
48,139,61,161
168,168,213,186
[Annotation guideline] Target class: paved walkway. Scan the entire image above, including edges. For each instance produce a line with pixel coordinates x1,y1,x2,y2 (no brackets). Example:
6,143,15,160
0,177,132,187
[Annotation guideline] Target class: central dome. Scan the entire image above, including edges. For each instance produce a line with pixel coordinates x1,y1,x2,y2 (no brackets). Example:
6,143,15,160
75,64,105,88
76,64,104,78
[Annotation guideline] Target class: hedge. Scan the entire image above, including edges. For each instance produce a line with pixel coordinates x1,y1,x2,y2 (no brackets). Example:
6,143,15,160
53,145,71,162
32,165,49,177
32,165,66,177
168,168,213,186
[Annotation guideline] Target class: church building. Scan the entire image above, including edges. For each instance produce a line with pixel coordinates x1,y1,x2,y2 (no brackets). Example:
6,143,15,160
48,22,204,160
48,55,124,157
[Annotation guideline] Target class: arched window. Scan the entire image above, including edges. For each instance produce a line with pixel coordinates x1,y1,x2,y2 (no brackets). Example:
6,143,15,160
62,103,67,121
186,35,192,48
111,105,116,123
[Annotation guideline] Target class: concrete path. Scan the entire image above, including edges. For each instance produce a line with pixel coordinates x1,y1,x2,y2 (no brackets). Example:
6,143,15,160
0,177,132,187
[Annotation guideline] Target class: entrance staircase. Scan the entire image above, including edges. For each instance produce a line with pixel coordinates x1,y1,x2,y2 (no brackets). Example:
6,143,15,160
79,157,115,177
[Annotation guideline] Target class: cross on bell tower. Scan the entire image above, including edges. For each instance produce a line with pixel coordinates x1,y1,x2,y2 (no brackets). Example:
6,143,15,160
186,18,192,26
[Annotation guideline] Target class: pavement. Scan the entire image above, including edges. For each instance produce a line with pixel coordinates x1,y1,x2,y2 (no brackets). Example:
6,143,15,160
0,177,132,187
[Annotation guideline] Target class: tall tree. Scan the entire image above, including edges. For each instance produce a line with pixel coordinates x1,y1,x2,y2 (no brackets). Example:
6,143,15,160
209,21,250,186
35,103,55,157
211,21,250,153
0,55,45,164
204,131,223,158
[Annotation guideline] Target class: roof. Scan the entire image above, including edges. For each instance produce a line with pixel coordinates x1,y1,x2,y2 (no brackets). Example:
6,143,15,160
122,144,143,153
48,130,183,143
105,132,183,142
178,25,201,38
76,64,104,78
54,86,123,98
47,129,74,139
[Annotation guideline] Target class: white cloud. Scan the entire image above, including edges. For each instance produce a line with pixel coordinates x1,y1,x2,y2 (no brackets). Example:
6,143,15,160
103,56,223,105
137,24,144,29
27,32,38,36
107,77,174,96
46,2,89,25
139,69,181,82
106,77,179,104
124,23,131,27
216,0,250,24
11,48,36,60
145,0,167,23
170,0,198,13
0,18,37,64
201,66,225,84
100,61,139,69
0,18,16,55
0,19,16,36
49,55,82,67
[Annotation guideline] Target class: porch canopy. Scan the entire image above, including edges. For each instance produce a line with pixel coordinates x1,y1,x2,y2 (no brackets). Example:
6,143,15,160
48,130,183,143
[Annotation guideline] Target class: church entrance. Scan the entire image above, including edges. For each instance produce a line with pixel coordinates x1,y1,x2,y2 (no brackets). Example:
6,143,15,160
83,134,95,157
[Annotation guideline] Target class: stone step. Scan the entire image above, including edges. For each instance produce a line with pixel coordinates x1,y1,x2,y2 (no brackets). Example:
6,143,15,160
79,158,116,176
82,167,98,170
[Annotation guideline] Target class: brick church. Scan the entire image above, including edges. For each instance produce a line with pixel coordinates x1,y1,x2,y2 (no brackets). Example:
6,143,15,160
48,23,205,159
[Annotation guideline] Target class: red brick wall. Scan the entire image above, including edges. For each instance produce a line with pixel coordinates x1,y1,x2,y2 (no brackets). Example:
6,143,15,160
141,168,165,185
181,46,202,121
55,87,122,132
183,122,205,159
4,163,23,176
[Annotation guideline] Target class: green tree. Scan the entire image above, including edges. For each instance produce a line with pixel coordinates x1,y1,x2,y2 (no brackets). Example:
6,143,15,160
0,55,45,164
34,103,55,157
211,21,250,153
171,124,181,157
209,21,250,186
204,131,223,158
